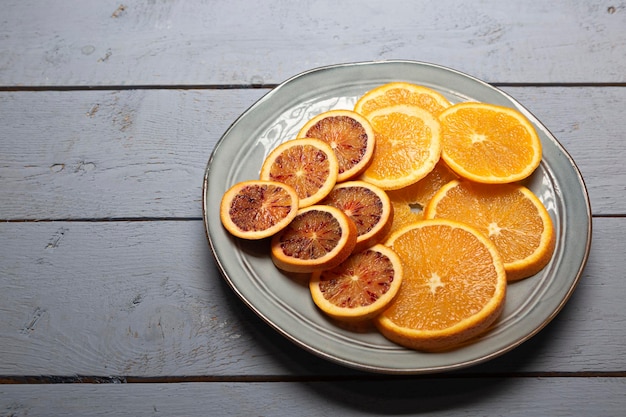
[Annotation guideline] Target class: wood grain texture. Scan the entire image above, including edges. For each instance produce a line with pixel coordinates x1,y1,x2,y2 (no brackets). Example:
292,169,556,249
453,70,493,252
2,378,626,416
0,88,266,220
1,86,624,220
0,0,624,412
1,0,625,86
0,218,620,377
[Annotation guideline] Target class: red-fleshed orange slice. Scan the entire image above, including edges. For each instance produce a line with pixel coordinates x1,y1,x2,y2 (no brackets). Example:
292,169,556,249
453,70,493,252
220,180,299,240
310,244,403,322
320,180,393,252
270,205,357,273
297,109,376,182
260,138,339,208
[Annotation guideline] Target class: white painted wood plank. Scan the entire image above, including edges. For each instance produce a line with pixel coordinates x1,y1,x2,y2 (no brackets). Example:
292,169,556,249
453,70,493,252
1,0,625,86
0,218,620,376
0,88,266,219
0,87,623,220
2,378,626,416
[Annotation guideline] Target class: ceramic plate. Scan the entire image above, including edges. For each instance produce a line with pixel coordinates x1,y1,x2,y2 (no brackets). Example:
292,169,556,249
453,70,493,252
202,60,592,374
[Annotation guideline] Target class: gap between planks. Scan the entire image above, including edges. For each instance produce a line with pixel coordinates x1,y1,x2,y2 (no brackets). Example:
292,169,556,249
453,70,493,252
1,372,626,384
1,83,626,92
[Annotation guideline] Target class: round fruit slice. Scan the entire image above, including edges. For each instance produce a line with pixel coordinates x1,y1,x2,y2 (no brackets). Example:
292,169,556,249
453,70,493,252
376,219,507,352
220,180,299,240
260,138,339,208
424,179,555,281
320,181,393,252
297,109,376,182
354,81,451,117
384,160,458,239
310,244,403,322
270,205,357,273
438,102,542,184
359,104,441,190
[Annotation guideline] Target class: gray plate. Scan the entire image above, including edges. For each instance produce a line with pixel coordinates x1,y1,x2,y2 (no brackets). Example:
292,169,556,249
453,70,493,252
202,60,592,374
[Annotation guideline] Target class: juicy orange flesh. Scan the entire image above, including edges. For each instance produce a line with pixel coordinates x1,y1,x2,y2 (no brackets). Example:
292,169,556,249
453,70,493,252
431,184,544,264
442,108,535,177
318,249,395,308
387,225,499,330
385,201,423,240
229,184,294,232
360,88,448,116
366,113,434,180
267,144,332,200
323,187,382,236
383,162,456,239
277,210,342,260
303,116,368,175
387,161,457,209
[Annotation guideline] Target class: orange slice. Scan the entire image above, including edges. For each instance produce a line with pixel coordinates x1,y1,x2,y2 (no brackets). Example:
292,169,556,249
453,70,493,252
220,180,299,240
424,179,555,281
260,138,339,208
359,105,441,190
376,219,507,352
297,109,376,182
438,102,542,184
270,205,357,273
310,244,403,322
320,181,393,252
384,160,458,239
354,81,451,117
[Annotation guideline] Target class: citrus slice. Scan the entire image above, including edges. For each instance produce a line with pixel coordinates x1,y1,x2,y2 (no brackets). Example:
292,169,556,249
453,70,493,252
297,109,376,182
359,104,441,190
383,161,458,240
220,180,299,240
310,244,403,322
438,102,542,184
270,205,357,273
260,138,339,208
385,201,424,242
354,81,451,117
376,219,507,352
424,179,555,281
320,181,393,252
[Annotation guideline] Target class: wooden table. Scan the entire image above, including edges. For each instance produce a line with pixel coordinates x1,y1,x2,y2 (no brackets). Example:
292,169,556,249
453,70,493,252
1,1,625,415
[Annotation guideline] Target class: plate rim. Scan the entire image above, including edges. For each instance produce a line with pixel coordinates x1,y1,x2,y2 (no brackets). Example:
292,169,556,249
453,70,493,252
202,59,593,374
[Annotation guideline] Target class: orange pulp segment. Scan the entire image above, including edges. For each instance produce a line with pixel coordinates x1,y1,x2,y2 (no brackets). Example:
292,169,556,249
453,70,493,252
359,104,441,190
383,160,458,241
376,219,507,352
438,102,542,184
354,82,452,117
424,179,555,281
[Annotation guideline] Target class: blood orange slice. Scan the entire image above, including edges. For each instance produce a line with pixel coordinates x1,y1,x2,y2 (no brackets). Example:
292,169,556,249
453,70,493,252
320,181,393,252
260,138,339,208
297,109,376,182
270,205,357,273
220,180,299,240
310,244,403,322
